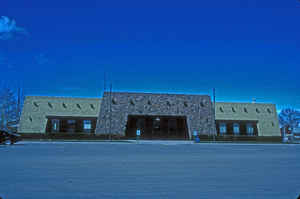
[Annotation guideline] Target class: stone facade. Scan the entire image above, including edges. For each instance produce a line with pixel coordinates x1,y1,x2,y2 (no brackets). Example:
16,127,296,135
18,96,101,134
215,102,280,136
96,92,217,137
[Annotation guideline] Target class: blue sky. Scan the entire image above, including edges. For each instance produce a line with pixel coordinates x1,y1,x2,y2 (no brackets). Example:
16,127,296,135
1,0,300,110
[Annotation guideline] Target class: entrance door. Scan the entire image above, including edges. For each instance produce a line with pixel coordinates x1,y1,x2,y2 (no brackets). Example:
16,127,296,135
125,115,189,139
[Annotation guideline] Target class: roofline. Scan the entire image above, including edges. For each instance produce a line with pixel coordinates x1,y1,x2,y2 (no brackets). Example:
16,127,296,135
216,102,276,106
25,96,101,100
103,91,211,97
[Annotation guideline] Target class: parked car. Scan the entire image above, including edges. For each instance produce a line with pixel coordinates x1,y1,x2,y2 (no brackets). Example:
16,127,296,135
0,130,22,145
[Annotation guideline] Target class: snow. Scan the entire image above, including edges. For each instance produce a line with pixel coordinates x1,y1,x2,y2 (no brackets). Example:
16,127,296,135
0,142,299,199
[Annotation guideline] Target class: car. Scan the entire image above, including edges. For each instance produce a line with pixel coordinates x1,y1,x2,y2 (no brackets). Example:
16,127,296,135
0,130,22,145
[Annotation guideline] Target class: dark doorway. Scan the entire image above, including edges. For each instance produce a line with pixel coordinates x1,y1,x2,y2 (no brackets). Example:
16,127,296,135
125,115,189,139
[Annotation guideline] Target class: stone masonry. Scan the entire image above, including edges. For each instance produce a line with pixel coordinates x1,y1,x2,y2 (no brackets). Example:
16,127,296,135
96,92,217,137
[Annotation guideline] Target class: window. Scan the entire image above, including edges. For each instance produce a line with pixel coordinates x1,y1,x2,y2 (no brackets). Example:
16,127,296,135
67,120,76,133
48,102,53,108
247,124,254,135
256,108,260,113
147,100,152,105
200,101,205,108
76,104,81,109
271,122,274,127
184,101,188,107
220,107,224,112
267,108,272,114
33,102,39,107
83,120,92,133
62,103,67,109
112,98,117,105
130,99,135,105
219,123,227,135
167,101,171,106
232,107,236,113
90,104,95,110
244,108,248,113
153,117,160,130
51,119,60,133
233,123,240,135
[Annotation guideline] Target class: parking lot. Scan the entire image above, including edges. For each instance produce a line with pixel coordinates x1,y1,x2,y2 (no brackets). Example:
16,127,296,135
1,141,299,199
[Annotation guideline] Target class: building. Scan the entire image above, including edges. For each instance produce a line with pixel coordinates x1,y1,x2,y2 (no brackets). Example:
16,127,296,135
18,92,281,140
96,92,216,139
18,96,101,136
215,102,280,137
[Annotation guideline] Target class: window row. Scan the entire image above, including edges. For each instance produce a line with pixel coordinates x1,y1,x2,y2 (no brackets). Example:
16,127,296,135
124,99,207,108
33,102,96,110
46,118,97,134
216,121,258,136
219,107,272,114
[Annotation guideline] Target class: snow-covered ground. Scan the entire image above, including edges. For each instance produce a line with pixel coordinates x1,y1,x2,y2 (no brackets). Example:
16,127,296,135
0,141,299,199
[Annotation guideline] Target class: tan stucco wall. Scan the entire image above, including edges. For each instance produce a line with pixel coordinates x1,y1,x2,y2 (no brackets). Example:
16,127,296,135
215,102,280,136
18,96,101,134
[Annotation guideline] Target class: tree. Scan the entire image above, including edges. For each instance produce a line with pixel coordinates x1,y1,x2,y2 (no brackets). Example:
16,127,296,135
278,108,300,132
0,86,24,132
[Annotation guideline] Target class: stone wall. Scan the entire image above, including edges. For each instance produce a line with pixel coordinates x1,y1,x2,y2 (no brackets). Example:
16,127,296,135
96,92,216,137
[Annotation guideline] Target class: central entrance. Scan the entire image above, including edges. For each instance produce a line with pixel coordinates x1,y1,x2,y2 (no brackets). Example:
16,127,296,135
125,115,189,139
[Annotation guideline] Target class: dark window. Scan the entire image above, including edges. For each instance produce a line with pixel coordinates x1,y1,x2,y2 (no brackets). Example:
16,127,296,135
272,122,275,127
76,104,81,109
48,102,53,108
90,104,95,110
33,102,39,107
147,100,152,105
67,120,76,133
153,117,160,130
244,108,248,113
267,108,272,114
167,101,171,106
184,101,188,107
112,98,117,105
200,101,205,108
220,107,224,112
29,117,33,122
62,103,67,109
232,107,236,113
130,99,135,105
256,108,260,113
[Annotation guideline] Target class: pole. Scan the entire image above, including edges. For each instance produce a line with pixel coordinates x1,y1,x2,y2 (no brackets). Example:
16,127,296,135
17,87,21,118
198,99,201,140
104,72,107,93
213,88,216,142
103,72,108,135
109,83,112,141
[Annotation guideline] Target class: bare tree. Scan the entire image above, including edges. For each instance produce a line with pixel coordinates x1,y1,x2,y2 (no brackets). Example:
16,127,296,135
279,108,300,132
0,85,24,132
